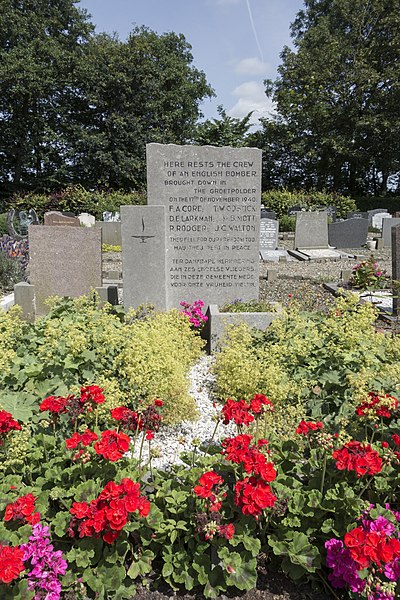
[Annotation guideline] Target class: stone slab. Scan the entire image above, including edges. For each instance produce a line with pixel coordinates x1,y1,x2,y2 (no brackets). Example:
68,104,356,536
203,304,280,354
44,211,80,226
146,143,261,308
95,221,122,246
260,249,290,262
392,225,400,314
293,248,342,261
0,292,14,311
294,211,329,249
368,208,388,225
121,205,167,311
382,217,400,247
347,211,368,220
14,282,35,322
260,218,278,251
372,212,391,230
28,225,102,315
328,218,368,248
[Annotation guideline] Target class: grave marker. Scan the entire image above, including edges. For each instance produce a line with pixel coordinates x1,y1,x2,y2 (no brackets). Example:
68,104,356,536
392,225,400,315
382,217,400,247
140,143,261,309
29,226,102,315
44,211,80,227
328,218,368,248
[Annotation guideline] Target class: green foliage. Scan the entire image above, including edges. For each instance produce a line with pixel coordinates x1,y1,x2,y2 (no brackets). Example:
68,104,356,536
261,189,356,219
0,294,204,425
278,215,296,232
0,213,8,236
261,0,400,195
102,244,122,253
8,185,145,220
213,294,400,429
348,254,390,291
0,3,214,196
220,299,275,313
193,105,253,147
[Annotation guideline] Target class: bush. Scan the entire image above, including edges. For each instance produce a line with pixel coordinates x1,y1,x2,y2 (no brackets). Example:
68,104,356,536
0,294,204,426
0,213,8,236
212,294,400,432
6,185,146,220
262,189,356,219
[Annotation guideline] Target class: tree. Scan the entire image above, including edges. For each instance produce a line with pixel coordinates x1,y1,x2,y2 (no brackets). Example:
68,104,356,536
66,27,215,189
193,105,253,147
0,0,94,197
262,0,400,194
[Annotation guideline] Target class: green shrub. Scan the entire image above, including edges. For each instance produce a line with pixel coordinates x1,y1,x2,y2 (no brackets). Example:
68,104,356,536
262,189,356,219
0,213,8,236
0,294,204,425
220,299,275,313
7,185,146,220
278,215,296,232
212,294,400,434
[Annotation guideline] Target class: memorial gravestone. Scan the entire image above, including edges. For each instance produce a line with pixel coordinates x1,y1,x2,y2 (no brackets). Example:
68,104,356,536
95,221,122,246
382,217,400,247
122,143,261,310
347,211,368,220
368,208,388,226
29,226,102,315
103,211,120,222
44,211,80,227
78,213,95,227
7,208,39,240
328,218,368,248
261,208,276,220
292,211,342,260
372,212,391,230
392,225,400,315
287,205,302,216
259,218,279,261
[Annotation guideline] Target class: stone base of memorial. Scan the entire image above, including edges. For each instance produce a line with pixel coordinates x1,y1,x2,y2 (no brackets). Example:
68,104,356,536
203,303,281,354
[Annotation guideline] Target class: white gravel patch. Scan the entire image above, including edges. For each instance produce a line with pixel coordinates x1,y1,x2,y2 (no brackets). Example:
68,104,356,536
130,355,236,471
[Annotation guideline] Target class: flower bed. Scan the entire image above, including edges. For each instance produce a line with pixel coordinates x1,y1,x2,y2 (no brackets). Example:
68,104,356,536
1,294,400,599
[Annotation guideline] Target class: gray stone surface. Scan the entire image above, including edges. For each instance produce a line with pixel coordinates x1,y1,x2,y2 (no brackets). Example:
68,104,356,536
14,283,35,322
294,211,329,249
260,218,278,251
146,143,261,308
372,212,390,229
44,211,80,226
382,217,400,247
95,285,119,307
204,304,280,353
28,225,102,315
103,211,120,222
328,218,368,248
121,205,167,311
95,221,122,246
260,249,290,262
392,225,400,315
347,211,368,220
368,208,388,225
260,209,276,220
78,213,95,227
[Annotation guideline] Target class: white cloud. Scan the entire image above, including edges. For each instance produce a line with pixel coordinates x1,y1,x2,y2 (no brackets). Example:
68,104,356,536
228,80,276,125
235,57,269,76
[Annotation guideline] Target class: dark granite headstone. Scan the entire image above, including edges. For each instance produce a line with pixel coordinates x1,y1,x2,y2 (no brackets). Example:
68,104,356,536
287,205,302,216
261,208,276,220
328,218,368,248
347,211,368,220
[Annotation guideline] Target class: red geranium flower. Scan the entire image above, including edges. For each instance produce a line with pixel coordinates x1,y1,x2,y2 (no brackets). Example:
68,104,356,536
0,544,25,584
222,398,254,426
356,391,398,419
249,394,274,415
4,493,40,525
0,410,21,435
80,385,105,405
234,476,276,516
218,523,235,540
333,440,382,477
39,395,69,414
94,430,130,461
66,429,98,450
295,420,323,435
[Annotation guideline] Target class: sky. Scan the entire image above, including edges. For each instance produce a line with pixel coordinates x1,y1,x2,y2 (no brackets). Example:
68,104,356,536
78,0,304,126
